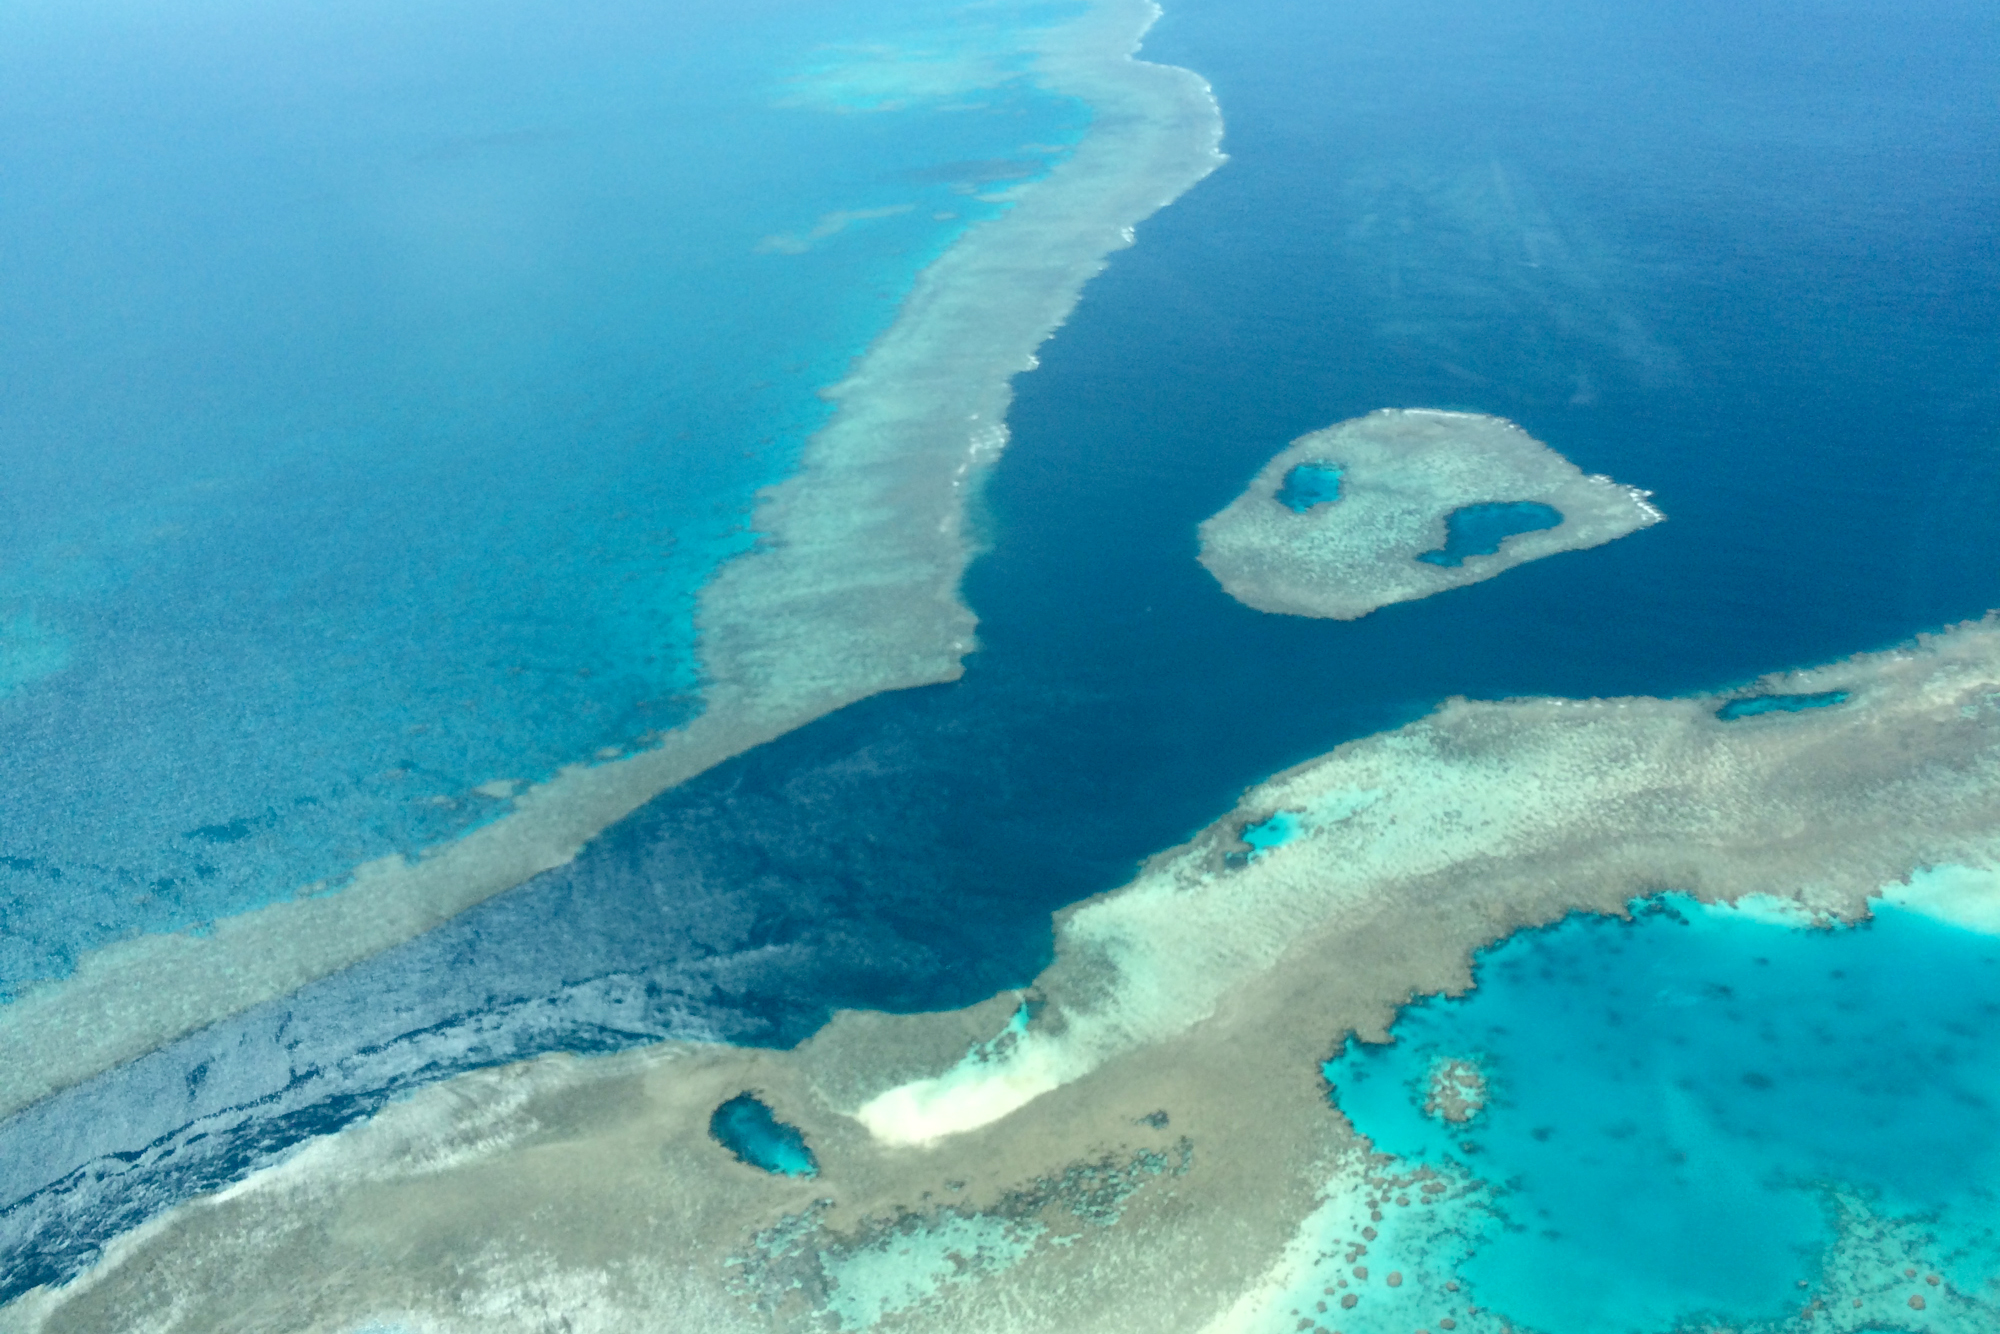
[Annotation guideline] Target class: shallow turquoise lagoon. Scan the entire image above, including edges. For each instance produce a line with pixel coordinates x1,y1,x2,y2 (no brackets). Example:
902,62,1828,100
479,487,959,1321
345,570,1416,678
0,0,1087,996
1415,501,1564,567
1325,896,2000,1332
1275,463,1345,512
1239,810,1302,858
709,1092,819,1178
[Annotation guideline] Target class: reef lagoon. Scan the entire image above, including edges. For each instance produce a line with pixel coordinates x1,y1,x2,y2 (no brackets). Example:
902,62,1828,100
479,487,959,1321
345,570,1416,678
3,0,1999,1328
9,625,1999,1332
1321,892,2000,1333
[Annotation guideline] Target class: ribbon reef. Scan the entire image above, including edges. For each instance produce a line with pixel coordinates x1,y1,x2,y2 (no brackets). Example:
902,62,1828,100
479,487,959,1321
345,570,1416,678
0,0,1226,1126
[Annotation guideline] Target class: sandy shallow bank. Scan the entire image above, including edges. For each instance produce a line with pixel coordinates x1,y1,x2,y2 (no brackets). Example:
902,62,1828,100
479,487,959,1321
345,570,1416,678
12,618,1997,1333
1198,408,1662,619
0,0,1226,1122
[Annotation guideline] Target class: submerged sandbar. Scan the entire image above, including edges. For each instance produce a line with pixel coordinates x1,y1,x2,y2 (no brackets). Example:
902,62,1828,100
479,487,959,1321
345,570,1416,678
1198,408,1662,619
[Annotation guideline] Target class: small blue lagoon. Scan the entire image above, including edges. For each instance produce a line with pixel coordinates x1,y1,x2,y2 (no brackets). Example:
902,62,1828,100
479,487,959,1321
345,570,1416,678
1716,690,1850,721
1322,895,2000,1333
1238,810,1301,858
709,1093,818,1177
1274,462,1345,512
1416,501,1563,567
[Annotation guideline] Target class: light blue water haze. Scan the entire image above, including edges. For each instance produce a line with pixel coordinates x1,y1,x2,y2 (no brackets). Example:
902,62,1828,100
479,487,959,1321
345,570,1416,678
0,0,1088,994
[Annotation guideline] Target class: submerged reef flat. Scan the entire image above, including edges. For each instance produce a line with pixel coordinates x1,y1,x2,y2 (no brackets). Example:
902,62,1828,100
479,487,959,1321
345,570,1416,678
1314,892,2000,1333
1198,408,1662,619
12,619,1998,1334
0,0,1224,1122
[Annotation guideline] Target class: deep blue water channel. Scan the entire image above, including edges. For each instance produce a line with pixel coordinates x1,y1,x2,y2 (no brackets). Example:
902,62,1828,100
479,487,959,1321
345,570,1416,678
4,0,1998,1301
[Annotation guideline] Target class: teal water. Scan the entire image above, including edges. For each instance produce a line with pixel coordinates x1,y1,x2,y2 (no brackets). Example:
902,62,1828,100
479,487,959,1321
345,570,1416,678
1324,897,2000,1331
1239,811,1302,858
1275,463,1345,512
1716,691,1850,721
1415,501,1564,567
709,1092,819,1177
0,0,1087,995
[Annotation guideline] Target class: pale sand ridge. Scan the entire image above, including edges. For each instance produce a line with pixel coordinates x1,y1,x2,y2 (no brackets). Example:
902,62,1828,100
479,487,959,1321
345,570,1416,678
0,0,1227,1121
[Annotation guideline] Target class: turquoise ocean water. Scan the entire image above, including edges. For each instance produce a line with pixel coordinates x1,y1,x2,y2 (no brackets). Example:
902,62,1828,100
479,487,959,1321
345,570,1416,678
1326,898,2000,1331
0,0,1086,994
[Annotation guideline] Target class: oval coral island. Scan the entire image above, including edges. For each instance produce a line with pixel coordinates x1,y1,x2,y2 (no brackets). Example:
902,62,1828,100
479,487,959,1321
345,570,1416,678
1198,408,1662,619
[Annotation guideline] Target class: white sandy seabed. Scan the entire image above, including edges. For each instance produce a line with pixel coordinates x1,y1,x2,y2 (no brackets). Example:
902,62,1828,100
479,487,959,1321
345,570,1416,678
0,0,1228,1122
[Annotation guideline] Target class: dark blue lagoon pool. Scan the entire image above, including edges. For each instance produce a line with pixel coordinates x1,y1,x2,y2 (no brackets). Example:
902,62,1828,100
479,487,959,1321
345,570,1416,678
710,1093,819,1178
1416,501,1564,567
1717,690,1851,721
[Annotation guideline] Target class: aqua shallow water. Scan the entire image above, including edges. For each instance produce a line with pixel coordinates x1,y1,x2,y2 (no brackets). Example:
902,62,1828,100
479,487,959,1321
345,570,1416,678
1239,811,1302,858
4,0,1999,1301
1324,897,2000,1331
1275,463,1345,513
